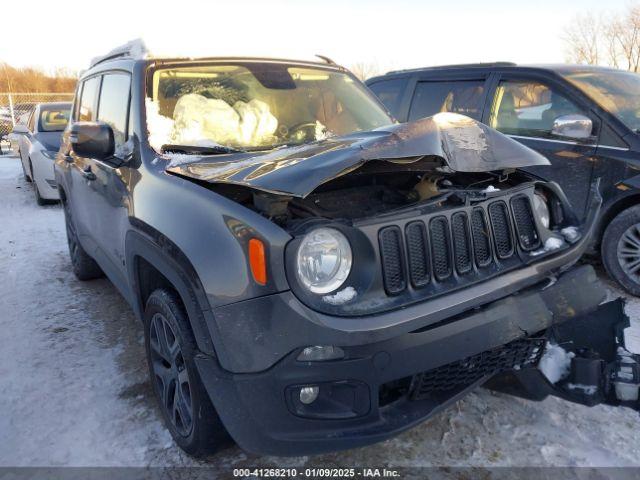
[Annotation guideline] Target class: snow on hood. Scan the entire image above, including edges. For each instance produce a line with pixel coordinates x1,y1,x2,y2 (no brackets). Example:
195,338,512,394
165,112,550,198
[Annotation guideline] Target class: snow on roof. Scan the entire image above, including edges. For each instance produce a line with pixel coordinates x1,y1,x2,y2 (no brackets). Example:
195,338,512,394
89,39,150,67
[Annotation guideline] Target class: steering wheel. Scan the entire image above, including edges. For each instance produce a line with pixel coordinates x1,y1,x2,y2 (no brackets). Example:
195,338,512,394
287,122,318,142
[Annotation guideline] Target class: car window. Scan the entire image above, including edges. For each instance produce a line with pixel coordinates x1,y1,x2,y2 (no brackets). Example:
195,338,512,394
408,80,485,121
97,73,131,148
489,80,589,138
368,78,408,119
79,76,101,121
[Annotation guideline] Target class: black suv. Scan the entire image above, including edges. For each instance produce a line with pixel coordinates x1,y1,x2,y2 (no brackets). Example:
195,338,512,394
368,63,640,296
55,47,638,457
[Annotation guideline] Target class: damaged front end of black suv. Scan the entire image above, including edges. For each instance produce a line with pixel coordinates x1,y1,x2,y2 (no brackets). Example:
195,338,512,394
164,112,639,455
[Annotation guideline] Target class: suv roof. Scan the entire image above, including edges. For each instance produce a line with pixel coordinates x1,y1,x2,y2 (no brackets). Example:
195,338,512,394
89,39,343,71
369,62,623,82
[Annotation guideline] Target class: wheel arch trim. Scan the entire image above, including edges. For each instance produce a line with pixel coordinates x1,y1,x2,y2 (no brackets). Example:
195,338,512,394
125,221,218,356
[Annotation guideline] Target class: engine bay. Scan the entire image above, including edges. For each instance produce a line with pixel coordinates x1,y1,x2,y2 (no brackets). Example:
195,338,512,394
218,163,533,229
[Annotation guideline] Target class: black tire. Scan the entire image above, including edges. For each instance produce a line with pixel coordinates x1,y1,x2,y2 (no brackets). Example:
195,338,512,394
34,181,46,206
62,200,103,280
20,152,32,182
602,205,640,296
144,289,228,457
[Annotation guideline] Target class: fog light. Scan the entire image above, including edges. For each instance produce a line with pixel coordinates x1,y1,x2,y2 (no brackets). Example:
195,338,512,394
297,345,345,362
299,386,319,404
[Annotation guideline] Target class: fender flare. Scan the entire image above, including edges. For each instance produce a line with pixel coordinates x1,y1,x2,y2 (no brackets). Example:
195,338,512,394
125,220,219,356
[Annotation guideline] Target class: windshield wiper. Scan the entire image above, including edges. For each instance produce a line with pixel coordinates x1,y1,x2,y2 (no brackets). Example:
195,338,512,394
161,144,243,155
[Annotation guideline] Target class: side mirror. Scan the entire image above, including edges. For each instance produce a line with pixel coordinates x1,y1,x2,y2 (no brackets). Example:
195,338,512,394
70,121,114,160
551,114,593,140
12,124,28,134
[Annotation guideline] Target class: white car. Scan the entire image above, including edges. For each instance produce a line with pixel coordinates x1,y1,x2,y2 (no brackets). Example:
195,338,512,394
13,102,71,204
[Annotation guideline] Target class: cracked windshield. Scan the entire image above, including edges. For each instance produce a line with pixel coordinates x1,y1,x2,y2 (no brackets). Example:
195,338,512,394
147,64,392,152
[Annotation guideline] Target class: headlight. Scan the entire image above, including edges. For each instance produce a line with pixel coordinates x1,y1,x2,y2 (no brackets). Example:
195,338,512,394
296,228,352,294
533,193,550,229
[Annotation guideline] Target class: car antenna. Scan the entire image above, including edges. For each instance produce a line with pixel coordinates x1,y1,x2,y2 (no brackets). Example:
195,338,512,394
315,54,337,65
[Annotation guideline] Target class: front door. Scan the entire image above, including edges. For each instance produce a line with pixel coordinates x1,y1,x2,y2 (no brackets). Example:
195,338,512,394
81,72,133,298
484,75,598,220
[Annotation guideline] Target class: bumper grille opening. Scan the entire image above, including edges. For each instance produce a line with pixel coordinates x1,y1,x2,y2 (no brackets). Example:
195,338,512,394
470,208,492,267
379,226,406,295
405,221,430,288
409,338,546,401
451,212,472,274
488,201,514,259
511,196,541,251
430,217,452,281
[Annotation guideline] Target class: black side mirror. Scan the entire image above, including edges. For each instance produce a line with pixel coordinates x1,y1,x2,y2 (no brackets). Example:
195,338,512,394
70,121,114,160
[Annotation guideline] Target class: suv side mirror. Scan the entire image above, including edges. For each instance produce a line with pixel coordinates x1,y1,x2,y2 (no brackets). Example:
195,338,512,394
70,122,115,160
551,114,593,140
12,124,28,134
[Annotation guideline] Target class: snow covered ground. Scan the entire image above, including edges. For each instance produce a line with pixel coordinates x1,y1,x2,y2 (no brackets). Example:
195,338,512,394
0,155,639,469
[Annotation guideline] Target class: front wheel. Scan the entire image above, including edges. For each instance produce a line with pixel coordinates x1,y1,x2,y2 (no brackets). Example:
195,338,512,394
602,205,640,296
144,289,228,457
20,152,32,182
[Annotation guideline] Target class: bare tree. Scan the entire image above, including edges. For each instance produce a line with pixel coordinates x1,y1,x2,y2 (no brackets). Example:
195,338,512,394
563,3,640,71
350,62,382,81
564,13,602,65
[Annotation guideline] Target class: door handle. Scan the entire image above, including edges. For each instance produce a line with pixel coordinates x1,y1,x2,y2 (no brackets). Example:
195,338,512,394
82,166,96,181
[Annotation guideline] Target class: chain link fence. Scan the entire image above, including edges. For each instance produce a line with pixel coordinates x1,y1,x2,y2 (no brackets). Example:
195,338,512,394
0,92,74,140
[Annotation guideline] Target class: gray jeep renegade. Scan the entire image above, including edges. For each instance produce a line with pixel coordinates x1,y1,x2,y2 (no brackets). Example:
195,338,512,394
54,44,639,457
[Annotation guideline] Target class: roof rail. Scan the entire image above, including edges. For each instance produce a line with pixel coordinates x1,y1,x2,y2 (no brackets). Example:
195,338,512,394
386,62,517,75
89,39,149,68
315,54,337,65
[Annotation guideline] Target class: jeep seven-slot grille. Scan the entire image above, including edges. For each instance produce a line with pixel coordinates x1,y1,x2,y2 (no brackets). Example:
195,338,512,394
378,199,535,295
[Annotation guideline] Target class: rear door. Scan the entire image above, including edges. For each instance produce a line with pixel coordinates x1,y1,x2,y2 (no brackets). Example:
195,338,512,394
68,75,102,249
483,73,598,220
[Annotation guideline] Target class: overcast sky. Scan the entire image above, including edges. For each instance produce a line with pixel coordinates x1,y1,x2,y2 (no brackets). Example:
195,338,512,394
2,0,632,73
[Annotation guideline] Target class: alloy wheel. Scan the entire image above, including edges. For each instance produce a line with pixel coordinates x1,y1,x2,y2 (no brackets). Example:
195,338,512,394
616,223,640,284
149,313,194,437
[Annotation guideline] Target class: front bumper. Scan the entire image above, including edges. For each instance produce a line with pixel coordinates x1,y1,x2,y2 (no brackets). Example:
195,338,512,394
197,264,610,456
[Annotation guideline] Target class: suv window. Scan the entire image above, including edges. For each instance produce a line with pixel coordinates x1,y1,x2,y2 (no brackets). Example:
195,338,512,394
489,80,588,138
97,73,131,148
368,78,408,119
408,80,485,121
79,76,101,122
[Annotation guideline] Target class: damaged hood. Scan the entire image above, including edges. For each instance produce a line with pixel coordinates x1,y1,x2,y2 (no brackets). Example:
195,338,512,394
166,112,550,197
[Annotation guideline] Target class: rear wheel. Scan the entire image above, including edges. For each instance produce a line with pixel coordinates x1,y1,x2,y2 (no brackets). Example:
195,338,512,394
603,205,640,296
62,200,103,280
144,288,228,457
